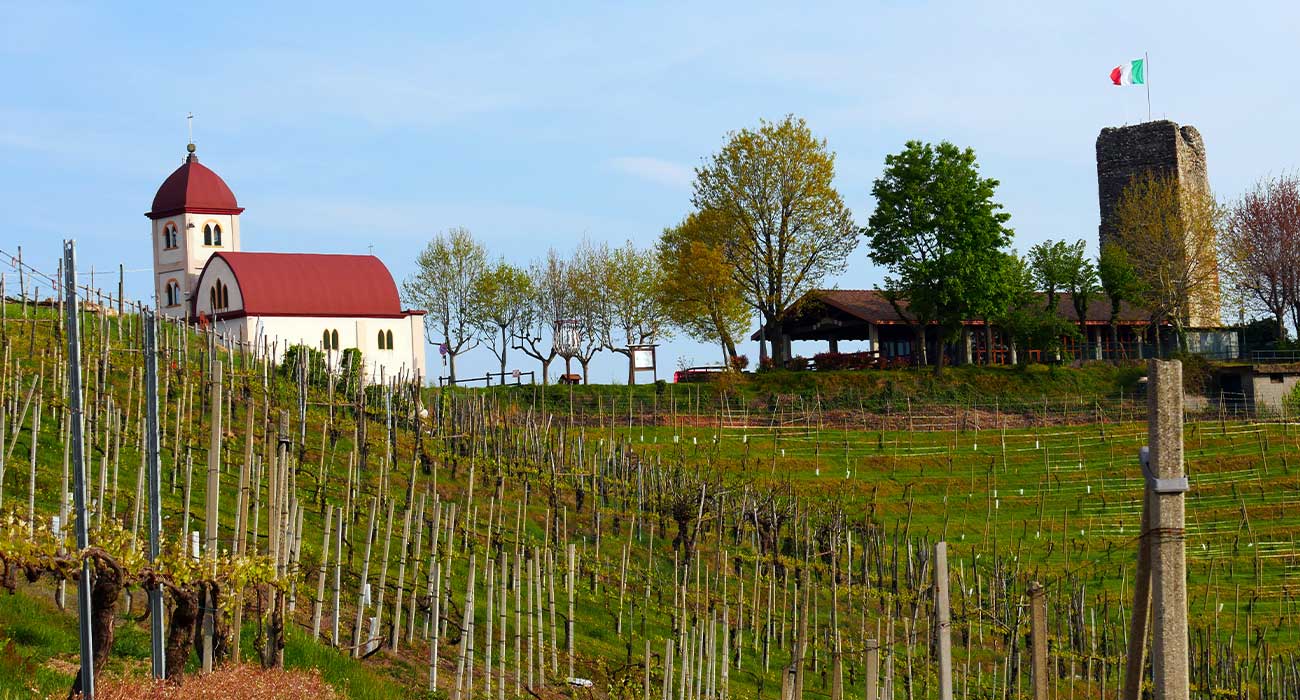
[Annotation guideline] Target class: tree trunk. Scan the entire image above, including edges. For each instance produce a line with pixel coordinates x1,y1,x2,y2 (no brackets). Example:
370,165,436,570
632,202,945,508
448,350,458,384
1109,322,1119,360
770,331,788,368
932,337,948,376
540,357,551,386
579,358,590,384
69,557,123,699
500,327,509,376
627,353,636,385
165,584,200,681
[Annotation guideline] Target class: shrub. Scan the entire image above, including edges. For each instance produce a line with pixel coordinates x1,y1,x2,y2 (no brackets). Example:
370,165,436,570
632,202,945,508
812,351,878,371
729,354,750,372
279,344,328,383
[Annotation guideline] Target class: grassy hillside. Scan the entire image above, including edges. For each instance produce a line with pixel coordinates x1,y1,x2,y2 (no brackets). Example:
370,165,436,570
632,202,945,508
1,299,1298,700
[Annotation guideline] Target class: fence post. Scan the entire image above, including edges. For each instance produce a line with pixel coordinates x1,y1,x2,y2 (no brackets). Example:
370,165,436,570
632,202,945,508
864,639,878,700
1029,582,1047,700
934,542,953,700
64,240,96,700
202,360,223,673
1148,359,1190,700
143,310,166,679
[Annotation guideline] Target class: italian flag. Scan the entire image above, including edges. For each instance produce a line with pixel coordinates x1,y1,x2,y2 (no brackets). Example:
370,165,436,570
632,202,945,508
1110,58,1145,85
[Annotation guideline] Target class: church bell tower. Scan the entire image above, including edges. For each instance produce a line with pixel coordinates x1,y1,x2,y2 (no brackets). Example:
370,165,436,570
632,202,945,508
146,143,244,318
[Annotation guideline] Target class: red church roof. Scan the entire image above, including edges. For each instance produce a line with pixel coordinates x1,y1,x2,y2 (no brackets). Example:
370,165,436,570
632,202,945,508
147,151,244,219
202,252,419,318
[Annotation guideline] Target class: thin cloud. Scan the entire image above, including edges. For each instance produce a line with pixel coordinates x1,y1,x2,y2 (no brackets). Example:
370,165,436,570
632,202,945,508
607,156,694,189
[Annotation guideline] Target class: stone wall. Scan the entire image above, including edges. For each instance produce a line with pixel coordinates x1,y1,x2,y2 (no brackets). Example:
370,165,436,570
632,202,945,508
1095,120,1209,246
1095,120,1220,326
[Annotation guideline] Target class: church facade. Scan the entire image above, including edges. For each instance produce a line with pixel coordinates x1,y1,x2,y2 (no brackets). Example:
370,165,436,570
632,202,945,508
147,144,426,381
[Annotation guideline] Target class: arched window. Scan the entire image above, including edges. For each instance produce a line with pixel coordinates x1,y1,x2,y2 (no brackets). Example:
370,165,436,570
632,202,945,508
331,330,340,350
162,222,178,250
209,286,217,310
164,279,181,307
212,224,222,245
203,223,213,246
219,281,229,309
377,330,386,349
323,330,331,349
386,330,394,351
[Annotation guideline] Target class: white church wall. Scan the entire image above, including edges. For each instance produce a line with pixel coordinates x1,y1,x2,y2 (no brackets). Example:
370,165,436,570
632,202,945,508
192,256,245,317
214,313,426,383
152,215,187,315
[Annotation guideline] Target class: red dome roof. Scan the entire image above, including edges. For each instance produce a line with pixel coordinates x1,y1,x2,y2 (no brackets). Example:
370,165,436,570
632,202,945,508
147,152,244,219
201,252,412,318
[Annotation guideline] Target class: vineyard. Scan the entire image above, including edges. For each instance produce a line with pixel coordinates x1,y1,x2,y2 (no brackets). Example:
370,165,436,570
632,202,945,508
1,261,1300,699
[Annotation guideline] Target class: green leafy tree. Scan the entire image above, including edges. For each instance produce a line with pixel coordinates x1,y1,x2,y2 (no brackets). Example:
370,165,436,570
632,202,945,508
1063,242,1099,342
692,115,857,366
866,140,1014,371
401,226,488,383
594,241,668,384
994,254,1079,362
473,259,533,377
1027,240,1076,313
1097,243,1144,351
1030,238,1098,342
656,209,752,365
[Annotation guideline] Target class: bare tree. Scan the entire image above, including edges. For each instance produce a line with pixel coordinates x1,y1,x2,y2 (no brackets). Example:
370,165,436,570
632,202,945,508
402,227,487,383
517,250,571,385
1222,174,1300,341
566,240,609,383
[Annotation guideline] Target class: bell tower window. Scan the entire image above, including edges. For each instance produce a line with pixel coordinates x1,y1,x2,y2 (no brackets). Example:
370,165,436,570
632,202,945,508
204,223,223,246
164,279,182,307
162,222,179,250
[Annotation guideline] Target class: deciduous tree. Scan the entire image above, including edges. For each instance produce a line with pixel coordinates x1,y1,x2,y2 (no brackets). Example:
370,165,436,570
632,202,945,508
401,227,487,383
866,140,1014,371
567,240,611,383
596,241,668,384
656,209,751,365
692,115,857,366
1112,172,1223,349
518,250,572,385
1222,174,1300,341
473,259,533,377
1097,243,1143,351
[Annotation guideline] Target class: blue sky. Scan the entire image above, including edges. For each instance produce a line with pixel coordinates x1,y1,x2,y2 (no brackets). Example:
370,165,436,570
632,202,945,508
4,1,1298,382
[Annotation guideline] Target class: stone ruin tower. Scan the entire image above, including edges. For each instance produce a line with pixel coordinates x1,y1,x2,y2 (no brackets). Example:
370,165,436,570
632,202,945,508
1095,120,1220,326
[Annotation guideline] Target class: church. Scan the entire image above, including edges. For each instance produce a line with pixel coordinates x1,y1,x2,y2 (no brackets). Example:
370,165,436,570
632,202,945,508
147,143,427,381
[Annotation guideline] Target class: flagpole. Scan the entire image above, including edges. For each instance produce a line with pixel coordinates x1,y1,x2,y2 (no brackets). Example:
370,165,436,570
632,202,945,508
1145,51,1151,122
